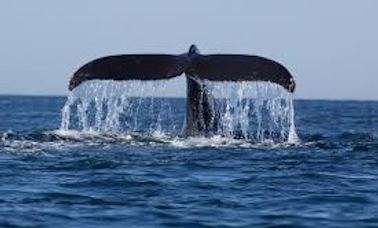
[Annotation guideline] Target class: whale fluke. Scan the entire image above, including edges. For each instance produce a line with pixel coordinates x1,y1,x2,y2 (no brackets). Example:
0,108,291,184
188,54,295,92
69,45,295,92
69,55,189,91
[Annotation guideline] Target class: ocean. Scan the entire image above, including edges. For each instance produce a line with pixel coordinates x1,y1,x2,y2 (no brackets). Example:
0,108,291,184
0,94,377,227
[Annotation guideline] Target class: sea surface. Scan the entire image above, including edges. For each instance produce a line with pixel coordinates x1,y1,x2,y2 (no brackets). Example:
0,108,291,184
0,95,378,227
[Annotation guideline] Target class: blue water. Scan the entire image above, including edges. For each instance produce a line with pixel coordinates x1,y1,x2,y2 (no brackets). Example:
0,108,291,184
0,95,378,227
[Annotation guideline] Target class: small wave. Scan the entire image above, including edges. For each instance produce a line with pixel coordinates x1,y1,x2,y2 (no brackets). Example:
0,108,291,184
1,130,87,154
169,135,300,149
298,132,377,151
338,132,376,142
8,129,376,152
316,172,378,180
51,129,133,142
0,129,304,153
52,130,303,149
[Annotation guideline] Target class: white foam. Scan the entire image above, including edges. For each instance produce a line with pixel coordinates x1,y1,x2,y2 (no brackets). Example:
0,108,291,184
205,81,298,143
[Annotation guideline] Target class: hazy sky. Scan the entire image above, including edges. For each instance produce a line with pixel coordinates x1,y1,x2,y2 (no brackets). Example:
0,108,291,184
0,0,377,100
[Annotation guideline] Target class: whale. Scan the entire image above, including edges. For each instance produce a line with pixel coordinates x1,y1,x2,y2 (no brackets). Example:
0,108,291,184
68,45,296,136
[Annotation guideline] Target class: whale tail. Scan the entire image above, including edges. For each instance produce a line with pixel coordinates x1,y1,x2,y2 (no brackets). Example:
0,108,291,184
69,44,295,92
68,45,296,136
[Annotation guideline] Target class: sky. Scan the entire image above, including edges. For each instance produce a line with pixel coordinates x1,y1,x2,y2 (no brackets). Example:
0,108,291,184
0,0,377,100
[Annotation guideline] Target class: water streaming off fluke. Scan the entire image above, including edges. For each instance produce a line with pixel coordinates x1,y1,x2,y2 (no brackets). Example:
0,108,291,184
60,79,299,145
205,81,299,144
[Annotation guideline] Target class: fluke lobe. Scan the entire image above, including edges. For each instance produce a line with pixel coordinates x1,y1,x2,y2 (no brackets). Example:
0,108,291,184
68,45,296,136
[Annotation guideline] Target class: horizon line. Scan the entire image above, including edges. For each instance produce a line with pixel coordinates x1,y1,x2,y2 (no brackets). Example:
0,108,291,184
0,93,377,102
